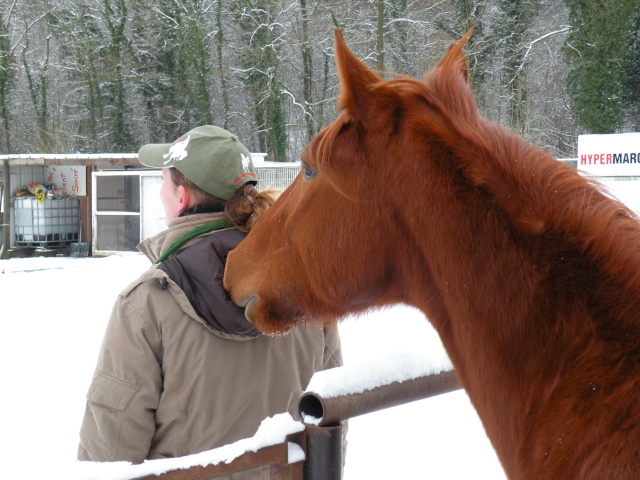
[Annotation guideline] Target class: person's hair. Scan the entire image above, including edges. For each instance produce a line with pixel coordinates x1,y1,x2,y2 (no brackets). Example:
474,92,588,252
169,168,280,232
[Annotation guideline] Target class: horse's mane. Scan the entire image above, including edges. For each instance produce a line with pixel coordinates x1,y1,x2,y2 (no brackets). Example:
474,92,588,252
415,51,640,305
317,33,640,324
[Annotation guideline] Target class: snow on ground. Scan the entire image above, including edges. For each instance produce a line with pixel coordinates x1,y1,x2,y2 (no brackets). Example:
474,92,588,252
0,254,505,478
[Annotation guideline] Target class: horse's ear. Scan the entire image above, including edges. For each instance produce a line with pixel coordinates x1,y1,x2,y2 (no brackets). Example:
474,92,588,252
425,29,476,117
333,29,381,123
434,29,473,84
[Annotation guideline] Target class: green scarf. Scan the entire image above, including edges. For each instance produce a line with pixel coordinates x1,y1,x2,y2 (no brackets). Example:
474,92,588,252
155,218,233,264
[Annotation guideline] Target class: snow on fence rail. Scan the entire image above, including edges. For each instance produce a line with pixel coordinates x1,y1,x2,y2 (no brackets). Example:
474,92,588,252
64,352,459,480
126,356,459,480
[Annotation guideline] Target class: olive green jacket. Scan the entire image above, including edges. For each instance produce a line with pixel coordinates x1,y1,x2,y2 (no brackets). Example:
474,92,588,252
78,213,343,477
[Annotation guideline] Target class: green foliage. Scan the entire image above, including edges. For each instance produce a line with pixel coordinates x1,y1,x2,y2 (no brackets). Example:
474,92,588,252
50,0,135,152
231,0,288,161
7,0,638,158
495,0,537,134
0,11,17,153
432,0,492,109
299,0,316,139
215,0,231,130
130,0,189,141
622,5,640,127
130,0,217,143
563,0,637,133
102,0,134,152
22,35,51,150
387,0,410,74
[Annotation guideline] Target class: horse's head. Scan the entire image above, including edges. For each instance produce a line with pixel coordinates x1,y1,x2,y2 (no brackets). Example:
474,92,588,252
224,29,476,334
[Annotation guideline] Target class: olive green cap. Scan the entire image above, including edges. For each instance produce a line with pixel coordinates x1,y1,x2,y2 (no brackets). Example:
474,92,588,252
138,125,257,200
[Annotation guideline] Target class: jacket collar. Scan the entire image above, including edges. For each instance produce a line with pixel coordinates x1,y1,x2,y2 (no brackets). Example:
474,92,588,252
137,212,230,263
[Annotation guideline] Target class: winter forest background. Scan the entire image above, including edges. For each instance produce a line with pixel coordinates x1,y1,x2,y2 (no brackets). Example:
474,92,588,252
1,0,639,162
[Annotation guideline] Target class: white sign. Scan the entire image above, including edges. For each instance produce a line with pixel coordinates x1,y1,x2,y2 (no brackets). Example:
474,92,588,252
577,132,640,176
46,166,87,196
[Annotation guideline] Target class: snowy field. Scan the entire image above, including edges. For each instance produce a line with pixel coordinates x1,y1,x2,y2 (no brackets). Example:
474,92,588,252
0,254,505,479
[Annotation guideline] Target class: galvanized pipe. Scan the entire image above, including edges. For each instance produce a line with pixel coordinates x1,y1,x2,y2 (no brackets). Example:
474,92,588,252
299,369,460,427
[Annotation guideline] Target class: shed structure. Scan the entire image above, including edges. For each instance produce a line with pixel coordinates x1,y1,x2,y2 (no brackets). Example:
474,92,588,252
1,154,298,257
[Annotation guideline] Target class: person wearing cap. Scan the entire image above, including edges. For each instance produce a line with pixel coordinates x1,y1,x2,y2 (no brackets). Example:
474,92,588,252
77,126,343,470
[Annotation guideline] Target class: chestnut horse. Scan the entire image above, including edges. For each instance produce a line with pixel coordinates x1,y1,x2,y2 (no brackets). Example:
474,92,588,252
224,30,640,479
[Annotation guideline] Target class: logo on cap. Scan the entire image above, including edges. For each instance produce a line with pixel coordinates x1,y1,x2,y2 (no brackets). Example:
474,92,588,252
163,135,190,165
241,153,251,172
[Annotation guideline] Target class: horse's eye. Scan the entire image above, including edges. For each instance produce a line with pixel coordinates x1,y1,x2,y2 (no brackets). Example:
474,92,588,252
302,163,317,180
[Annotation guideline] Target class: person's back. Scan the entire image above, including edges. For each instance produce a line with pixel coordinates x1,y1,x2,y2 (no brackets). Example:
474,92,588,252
78,126,342,472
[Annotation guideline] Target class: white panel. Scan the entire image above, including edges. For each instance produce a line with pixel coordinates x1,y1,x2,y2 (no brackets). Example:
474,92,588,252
140,173,165,241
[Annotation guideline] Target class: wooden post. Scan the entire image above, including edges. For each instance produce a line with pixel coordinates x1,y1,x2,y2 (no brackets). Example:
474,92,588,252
79,166,93,253
1,159,10,258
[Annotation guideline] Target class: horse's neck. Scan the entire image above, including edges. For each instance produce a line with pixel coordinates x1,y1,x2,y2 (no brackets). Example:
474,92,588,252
400,181,563,473
400,155,640,476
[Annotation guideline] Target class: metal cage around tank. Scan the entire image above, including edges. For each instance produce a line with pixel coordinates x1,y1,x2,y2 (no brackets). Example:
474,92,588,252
14,196,80,247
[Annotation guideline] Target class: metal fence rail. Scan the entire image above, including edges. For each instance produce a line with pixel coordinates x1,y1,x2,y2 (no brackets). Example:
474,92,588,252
299,369,460,427
135,430,306,480
132,369,461,480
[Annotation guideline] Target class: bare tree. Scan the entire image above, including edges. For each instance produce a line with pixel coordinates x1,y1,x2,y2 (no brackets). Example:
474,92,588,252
22,1,54,150
0,0,19,153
